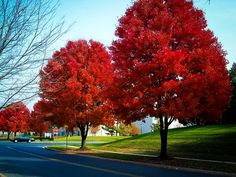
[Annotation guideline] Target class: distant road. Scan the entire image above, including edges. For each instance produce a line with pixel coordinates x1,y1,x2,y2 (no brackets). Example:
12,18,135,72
0,141,229,177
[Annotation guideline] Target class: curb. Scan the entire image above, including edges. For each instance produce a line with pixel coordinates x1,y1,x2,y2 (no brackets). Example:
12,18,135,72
42,146,62,152
44,146,236,177
175,156,236,165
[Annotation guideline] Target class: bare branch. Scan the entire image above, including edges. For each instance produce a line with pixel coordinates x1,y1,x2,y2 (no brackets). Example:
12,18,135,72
0,0,69,109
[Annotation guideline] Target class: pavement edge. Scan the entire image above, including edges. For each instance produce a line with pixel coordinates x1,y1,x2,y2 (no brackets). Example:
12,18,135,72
43,146,236,177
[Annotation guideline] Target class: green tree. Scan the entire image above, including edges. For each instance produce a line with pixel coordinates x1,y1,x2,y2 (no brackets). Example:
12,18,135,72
151,121,160,132
102,126,116,136
118,123,140,136
223,63,236,123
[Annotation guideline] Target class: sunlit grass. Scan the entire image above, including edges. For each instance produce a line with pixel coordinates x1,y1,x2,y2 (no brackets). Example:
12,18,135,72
53,135,128,143
88,124,236,162
48,124,236,174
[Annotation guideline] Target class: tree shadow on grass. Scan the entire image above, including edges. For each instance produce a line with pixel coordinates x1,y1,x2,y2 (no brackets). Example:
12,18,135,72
94,132,158,147
168,131,236,162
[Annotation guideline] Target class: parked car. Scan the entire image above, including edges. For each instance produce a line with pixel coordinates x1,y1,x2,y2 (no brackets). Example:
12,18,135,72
10,136,35,143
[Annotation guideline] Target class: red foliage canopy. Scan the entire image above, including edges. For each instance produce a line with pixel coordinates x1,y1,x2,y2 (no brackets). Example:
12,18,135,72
110,0,231,124
39,40,114,130
0,112,6,131
30,100,51,134
0,102,30,133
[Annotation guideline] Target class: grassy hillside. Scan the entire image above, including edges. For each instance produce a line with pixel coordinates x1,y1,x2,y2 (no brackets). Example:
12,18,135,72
48,124,236,173
89,124,236,162
53,135,127,143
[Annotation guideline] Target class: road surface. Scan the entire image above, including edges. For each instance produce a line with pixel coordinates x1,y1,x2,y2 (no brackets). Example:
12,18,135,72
0,141,229,177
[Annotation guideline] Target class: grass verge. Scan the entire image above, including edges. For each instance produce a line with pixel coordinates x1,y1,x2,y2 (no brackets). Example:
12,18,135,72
47,145,236,174
47,124,236,174
52,135,128,143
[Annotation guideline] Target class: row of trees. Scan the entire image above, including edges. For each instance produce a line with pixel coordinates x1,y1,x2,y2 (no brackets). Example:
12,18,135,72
102,123,140,136
0,0,232,159
0,100,140,139
35,0,231,159
0,101,50,139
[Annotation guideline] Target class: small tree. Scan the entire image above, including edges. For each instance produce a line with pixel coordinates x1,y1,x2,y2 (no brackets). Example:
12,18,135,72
40,40,114,149
223,63,236,123
31,101,51,140
110,0,231,159
102,126,116,136
130,123,140,135
117,123,140,136
0,110,7,136
90,126,100,136
0,102,30,138
151,122,160,133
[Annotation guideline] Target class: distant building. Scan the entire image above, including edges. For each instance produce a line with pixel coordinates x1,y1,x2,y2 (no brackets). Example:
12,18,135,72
135,116,184,134
51,117,183,137
87,126,109,136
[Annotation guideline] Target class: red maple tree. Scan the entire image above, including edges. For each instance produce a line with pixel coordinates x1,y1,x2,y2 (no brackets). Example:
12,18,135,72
0,102,30,138
31,100,51,140
109,0,231,159
40,40,114,148
0,111,7,135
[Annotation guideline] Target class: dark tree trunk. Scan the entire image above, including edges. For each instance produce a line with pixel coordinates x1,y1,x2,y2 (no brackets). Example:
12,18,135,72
78,123,90,149
81,132,86,148
14,132,17,138
196,118,201,126
40,133,43,141
7,131,10,140
159,117,169,160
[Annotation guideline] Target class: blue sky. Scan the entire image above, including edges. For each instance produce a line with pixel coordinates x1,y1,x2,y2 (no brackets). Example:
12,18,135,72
55,0,235,68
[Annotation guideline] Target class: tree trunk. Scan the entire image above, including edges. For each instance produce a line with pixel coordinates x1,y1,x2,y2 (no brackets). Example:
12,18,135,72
7,131,10,140
78,123,90,149
14,132,17,138
159,117,169,160
40,133,43,141
81,132,86,149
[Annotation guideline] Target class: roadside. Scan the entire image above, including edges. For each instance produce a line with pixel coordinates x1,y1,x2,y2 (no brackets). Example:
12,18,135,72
44,125,236,174
45,146,236,177
92,149,236,165
46,145,236,175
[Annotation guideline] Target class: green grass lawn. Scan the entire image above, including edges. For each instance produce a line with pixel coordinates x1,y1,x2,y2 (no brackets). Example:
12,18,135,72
0,134,128,143
53,135,128,143
88,124,236,162
47,124,236,174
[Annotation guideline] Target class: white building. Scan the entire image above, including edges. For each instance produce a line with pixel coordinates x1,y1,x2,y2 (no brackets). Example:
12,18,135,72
135,116,184,134
54,117,183,137
87,126,110,136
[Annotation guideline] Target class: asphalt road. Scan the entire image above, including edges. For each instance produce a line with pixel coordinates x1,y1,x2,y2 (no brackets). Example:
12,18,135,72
0,141,229,177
